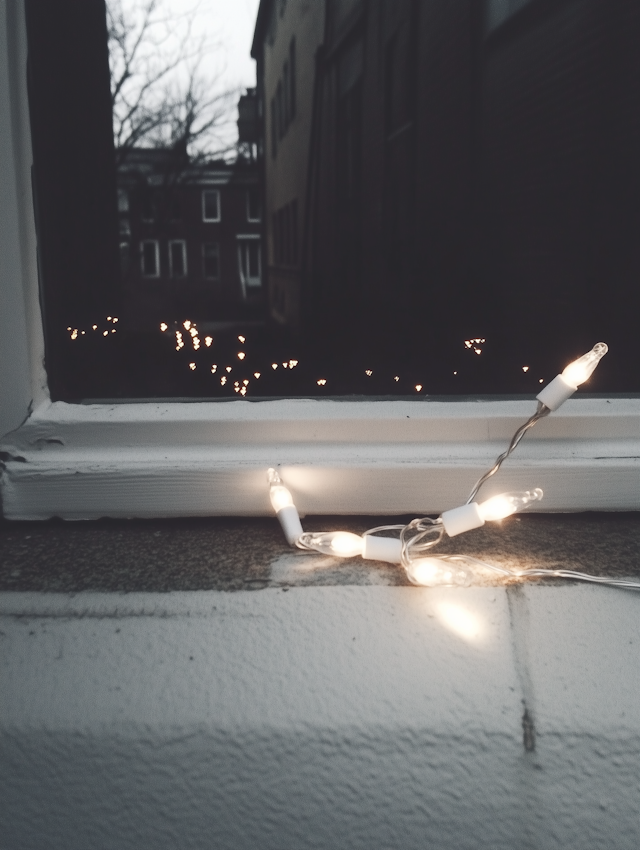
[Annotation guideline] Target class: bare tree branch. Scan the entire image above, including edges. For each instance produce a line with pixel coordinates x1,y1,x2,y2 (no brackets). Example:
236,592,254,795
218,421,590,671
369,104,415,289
106,0,240,166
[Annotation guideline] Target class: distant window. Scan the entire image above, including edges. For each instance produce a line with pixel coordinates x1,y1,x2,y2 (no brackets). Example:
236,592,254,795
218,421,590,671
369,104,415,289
119,218,131,236
276,80,284,139
237,236,261,294
141,240,159,277
140,189,156,222
202,190,221,222
202,242,220,279
119,241,130,274
169,240,187,277
270,97,277,157
117,188,129,213
273,200,298,266
247,188,261,222
289,38,296,120
283,60,290,128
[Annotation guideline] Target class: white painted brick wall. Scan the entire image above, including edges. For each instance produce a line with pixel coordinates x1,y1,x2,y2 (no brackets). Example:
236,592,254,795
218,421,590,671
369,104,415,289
1,585,639,849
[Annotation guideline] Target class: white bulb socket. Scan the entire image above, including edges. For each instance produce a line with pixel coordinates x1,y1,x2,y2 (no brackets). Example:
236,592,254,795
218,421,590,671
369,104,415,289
275,504,304,546
536,374,576,411
362,535,402,564
441,502,484,537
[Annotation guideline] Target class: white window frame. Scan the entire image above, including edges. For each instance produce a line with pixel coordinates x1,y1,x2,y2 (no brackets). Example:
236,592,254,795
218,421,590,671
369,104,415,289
1,3,639,520
168,239,187,278
202,189,221,222
202,241,220,280
237,234,262,298
140,239,160,277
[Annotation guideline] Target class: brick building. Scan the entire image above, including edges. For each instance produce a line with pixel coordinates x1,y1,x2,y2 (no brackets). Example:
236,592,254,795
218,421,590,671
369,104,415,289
117,139,262,332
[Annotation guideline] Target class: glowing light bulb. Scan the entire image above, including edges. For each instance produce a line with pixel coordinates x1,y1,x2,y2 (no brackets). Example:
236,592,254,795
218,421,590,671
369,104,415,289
405,558,473,587
267,468,303,545
442,489,543,536
303,531,364,558
561,342,608,388
537,342,608,410
477,489,543,522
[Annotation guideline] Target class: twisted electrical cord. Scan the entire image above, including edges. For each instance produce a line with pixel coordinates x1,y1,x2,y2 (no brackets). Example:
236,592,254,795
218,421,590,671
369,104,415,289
465,401,550,504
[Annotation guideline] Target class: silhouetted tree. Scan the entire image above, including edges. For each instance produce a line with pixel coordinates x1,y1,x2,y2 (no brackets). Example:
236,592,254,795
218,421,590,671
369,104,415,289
107,0,239,166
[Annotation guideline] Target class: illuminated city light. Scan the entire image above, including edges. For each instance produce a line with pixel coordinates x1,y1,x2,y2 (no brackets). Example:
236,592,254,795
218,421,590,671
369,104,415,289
111,328,116,333
453,371,457,375
205,337,213,347
238,352,246,360
272,363,278,370
289,360,298,368
189,327,197,337
394,376,399,381
254,372,261,378
211,365,217,373
81,330,86,335
317,379,327,386
183,321,191,330
240,386,247,396
92,325,97,330
365,370,373,376
238,335,246,343
193,338,200,350
113,317,119,323
71,330,78,340
103,331,108,337
415,384,422,392
221,376,227,385
67,326,72,331
522,366,529,372
243,379,249,385
160,323,168,331
107,316,112,321
282,362,288,368
189,362,196,370
539,379,544,383
226,366,232,373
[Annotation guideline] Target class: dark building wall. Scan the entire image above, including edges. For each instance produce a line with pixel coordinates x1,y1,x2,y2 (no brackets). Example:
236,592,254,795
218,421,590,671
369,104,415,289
478,0,640,382
256,0,640,389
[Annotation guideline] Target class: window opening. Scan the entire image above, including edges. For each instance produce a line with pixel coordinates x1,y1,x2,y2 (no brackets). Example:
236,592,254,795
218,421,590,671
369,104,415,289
169,240,187,277
141,240,160,277
202,190,221,222
203,242,220,280
22,0,640,400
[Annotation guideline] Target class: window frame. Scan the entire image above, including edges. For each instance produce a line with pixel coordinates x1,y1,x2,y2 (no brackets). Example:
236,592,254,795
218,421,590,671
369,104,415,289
202,241,221,280
201,189,221,223
168,238,187,278
1,1,639,520
140,239,160,278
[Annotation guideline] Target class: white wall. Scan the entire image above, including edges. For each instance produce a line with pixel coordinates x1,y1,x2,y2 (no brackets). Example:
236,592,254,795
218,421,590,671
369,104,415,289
2,584,640,849
0,0,47,441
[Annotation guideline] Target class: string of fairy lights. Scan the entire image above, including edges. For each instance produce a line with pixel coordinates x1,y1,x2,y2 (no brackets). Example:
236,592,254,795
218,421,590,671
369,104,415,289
267,343,640,589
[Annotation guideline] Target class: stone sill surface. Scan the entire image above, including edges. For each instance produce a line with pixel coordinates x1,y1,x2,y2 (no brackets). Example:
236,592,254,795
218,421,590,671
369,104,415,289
1,512,639,591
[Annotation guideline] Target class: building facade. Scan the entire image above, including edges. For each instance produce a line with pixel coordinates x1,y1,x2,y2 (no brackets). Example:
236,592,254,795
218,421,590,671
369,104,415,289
251,0,640,390
251,0,326,331
117,147,262,331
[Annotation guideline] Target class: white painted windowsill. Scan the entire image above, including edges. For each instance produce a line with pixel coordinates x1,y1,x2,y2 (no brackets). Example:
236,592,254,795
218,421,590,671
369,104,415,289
1,396,639,519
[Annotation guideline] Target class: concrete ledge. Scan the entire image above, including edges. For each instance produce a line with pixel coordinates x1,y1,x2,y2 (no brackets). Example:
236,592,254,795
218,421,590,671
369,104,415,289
2,585,640,849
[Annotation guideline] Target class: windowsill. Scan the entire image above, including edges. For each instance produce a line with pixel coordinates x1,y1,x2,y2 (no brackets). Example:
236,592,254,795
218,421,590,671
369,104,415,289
2,512,638,592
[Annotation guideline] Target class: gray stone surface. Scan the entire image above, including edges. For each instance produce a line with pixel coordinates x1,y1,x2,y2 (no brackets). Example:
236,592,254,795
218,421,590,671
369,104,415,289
1,513,639,591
